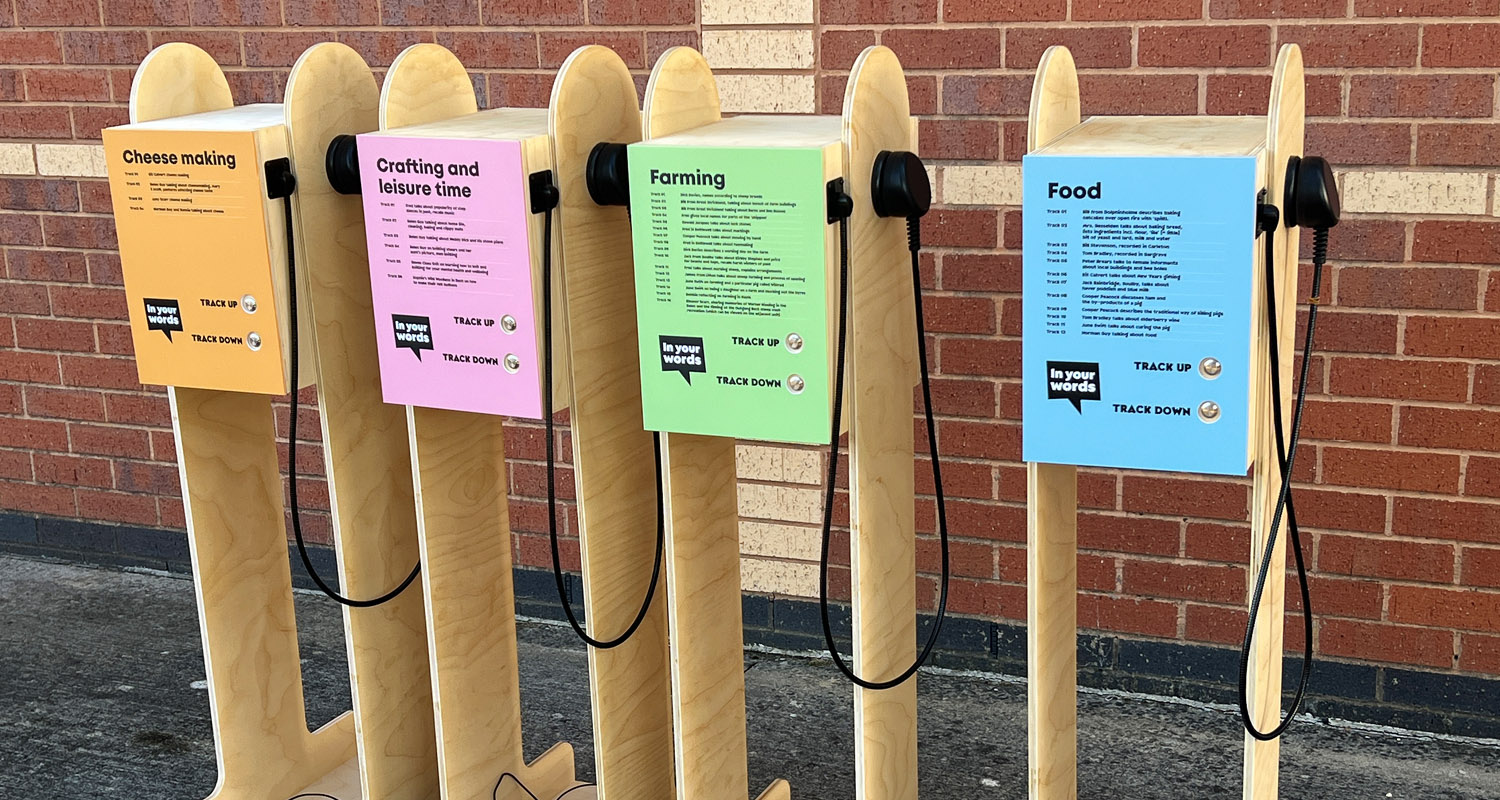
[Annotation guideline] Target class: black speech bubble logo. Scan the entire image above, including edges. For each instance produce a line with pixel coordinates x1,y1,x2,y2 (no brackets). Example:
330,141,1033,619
392,314,434,361
659,335,706,384
143,298,183,342
1046,360,1101,413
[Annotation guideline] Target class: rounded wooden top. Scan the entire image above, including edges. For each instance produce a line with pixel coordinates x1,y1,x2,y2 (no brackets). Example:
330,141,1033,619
129,43,232,124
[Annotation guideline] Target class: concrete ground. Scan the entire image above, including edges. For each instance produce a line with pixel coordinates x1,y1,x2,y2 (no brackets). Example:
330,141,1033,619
2,555,1500,799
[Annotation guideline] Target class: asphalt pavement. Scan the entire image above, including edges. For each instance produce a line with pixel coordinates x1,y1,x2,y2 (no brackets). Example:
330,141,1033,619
2,555,1499,799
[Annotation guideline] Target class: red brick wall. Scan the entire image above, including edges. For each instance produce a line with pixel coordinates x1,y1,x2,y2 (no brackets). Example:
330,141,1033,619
3,1,1500,680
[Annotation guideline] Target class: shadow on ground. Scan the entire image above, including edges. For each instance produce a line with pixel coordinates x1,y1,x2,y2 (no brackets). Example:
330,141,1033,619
2,556,1498,799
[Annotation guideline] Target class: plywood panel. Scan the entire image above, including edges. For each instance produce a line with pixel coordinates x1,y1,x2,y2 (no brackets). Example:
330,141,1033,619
1027,48,1081,155
1026,463,1078,800
643,47,722,140
173,388,361,800
1034,116,1266,157
131,43,358,800
128,43,232,125
376,41,578,800
284,41,438,800
290,757,364,799
841,45,919,800
549,44,676,800
1025,44,1081,800
381,107,548,139
643,46,787,800
380,44,478,131
638,114,839,148
659,432,748,798
409,405,559,798
1242,42,1305,800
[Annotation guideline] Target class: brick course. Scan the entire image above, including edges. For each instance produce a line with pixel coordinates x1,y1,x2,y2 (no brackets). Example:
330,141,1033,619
2,0,1500,691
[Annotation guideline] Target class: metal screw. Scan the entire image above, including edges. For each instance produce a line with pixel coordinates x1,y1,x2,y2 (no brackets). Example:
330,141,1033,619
241,294,257,314
1199,357,1222,379
247,332,262,351
504,354,521,373
1198,401,1221,422
500,315,517,333
786,333,803,353
787,374,805,394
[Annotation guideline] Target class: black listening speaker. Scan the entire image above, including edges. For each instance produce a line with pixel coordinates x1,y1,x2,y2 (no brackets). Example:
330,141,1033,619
1283,155,1340,230
870,150,931,219
325,134,362,196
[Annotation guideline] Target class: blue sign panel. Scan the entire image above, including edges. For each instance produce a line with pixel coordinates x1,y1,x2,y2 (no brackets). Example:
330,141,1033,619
1021,154,1259,476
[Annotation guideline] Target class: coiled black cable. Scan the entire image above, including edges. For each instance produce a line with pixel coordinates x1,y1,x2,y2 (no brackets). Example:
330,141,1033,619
280,186,422,609
1237,219,1323,740
817,215,951,691
538,200,666,650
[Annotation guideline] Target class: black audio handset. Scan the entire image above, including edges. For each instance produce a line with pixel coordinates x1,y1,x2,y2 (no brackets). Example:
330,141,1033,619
1239,155,1340,740
814,151,952,691
273,149,421,608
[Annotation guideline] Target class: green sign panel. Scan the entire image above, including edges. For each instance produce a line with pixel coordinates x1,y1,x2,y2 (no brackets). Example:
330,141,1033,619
628,144,831,444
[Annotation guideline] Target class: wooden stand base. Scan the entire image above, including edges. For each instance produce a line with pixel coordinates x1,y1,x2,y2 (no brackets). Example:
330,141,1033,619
374,43,584,800
286,42,440,799
640,43,925,800
1024,44,1306,800
550,44,677,800
289,756,363,799
641,48,791,800
172,388,361,800
131,46,367,800
842,45,922,800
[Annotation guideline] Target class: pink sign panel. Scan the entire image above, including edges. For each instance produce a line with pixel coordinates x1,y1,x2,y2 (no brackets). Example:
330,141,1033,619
356,134,544,419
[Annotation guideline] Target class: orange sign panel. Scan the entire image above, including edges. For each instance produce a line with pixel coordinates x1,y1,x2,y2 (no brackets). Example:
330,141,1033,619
104,116,293,394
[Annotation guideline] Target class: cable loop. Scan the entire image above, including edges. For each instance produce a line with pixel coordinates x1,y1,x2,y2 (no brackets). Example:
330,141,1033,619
1238,221,1320,741
816,215,951,691
282,193,421,608
539,203,666,650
